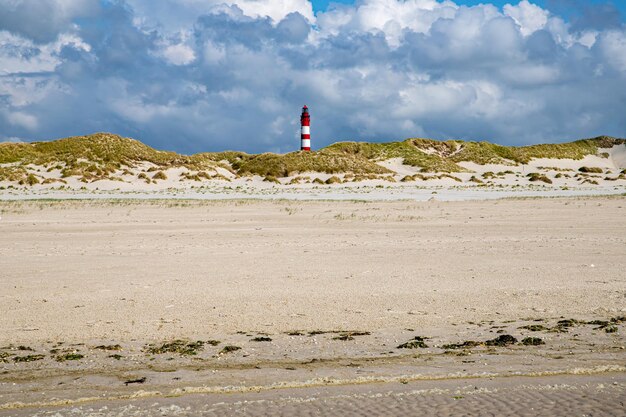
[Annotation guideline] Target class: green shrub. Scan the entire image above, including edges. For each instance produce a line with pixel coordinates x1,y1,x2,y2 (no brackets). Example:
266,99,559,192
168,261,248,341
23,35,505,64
138,172,151,183
152,171,167,180
578,166,603,173
25,174,39,185
263,175,280,183
527,173,552,184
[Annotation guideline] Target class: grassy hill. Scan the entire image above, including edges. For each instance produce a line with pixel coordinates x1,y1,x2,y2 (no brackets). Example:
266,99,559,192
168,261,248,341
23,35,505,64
0,133,221,168
324,136,625,170
1,133,624,184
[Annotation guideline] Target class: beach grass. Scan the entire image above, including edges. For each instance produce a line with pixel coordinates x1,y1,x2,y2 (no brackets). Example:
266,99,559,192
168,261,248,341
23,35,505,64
1,134,624,183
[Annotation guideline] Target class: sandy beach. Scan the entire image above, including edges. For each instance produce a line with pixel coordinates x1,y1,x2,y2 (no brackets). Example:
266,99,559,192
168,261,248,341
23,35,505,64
3,0,626,411
1,197,625,415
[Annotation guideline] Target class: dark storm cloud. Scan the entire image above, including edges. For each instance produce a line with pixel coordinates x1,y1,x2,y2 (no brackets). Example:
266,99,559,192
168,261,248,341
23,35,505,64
0,0,625,150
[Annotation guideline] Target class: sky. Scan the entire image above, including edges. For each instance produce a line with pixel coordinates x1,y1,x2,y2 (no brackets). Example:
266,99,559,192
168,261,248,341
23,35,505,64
0,0,625,153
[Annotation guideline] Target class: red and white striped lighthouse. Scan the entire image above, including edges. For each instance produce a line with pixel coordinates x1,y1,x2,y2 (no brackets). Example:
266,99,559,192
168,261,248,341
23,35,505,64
300,105,310,151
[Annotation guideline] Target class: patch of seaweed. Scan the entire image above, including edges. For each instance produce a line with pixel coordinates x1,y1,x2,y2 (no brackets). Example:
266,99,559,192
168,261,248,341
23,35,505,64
442,334,518,350
332,331,371,341
124,377,146,386
17,345,34,351
551,318,581,333
55,353,84,362
13,354,45,363
521,337,545,346
397,336,428,349
308,330,338,336
519,324,549,332
219,345,241,354
441,341,482,350
251,337,272,342
94,344,122,351
587,316,625,330
144,340,205,356
485,334,518,347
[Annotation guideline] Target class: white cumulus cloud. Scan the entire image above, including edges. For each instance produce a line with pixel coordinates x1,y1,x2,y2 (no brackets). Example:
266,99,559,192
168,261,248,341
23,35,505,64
161,43,196,65
504,0,549,36
0,0,624,151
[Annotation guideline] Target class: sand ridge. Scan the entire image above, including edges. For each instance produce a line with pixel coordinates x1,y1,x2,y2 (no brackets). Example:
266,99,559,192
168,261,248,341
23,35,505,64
2,143,626,200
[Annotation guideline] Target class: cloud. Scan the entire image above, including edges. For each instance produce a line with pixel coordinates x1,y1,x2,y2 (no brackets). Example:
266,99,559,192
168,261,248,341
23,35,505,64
596,29,626,72
0,0,100,43
0,136,24,142
6,111,38,130
161,43,196,65
316,0,460,46
125,0,314,30
504,0,549,36
0,0,624,153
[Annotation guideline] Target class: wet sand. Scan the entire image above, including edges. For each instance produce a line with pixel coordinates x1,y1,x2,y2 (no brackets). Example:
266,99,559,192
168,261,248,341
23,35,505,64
9,373,625,417
1,197,625,415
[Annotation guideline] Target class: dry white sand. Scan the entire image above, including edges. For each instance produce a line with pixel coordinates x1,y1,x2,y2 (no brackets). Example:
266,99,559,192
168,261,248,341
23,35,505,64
1,198,625,343
1,197,625,415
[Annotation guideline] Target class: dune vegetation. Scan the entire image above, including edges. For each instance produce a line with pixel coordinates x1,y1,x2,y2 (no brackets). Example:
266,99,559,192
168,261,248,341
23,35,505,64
0,133,624,184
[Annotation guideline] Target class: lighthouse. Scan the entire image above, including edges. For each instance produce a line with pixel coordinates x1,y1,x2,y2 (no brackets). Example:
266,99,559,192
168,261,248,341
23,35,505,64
300,105,310,151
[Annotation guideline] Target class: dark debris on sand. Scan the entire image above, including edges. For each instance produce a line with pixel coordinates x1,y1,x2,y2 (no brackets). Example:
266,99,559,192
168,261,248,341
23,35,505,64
397,336,428,349
144,340,205,356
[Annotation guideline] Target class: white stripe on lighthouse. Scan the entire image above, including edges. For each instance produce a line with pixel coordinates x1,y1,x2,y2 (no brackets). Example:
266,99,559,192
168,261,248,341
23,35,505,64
301,139,311,148
301,126,310,135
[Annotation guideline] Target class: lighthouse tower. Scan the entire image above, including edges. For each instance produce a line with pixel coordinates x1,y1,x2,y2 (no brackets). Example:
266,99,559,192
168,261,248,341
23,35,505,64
300,105,310,151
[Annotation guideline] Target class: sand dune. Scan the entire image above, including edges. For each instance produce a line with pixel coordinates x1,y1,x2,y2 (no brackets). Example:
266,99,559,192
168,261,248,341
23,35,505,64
1,134,625,200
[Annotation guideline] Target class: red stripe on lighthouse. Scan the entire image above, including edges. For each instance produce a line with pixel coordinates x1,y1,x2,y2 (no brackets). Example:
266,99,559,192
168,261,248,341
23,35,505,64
300,105,311,151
